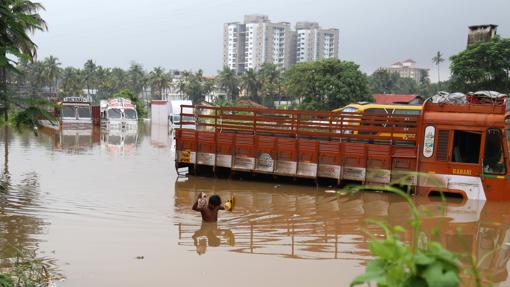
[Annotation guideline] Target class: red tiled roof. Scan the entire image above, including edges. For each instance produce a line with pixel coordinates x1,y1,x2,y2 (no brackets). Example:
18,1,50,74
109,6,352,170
403,59,416,63
373,94,418,104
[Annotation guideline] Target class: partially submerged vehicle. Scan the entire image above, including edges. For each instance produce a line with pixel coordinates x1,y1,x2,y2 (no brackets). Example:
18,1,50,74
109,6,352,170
100,98,138,130
58,97,93,127
175,91,510,201
169,100,195,130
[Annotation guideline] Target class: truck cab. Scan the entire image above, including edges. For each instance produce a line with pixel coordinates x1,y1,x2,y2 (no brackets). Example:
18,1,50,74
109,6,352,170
417,101,510,201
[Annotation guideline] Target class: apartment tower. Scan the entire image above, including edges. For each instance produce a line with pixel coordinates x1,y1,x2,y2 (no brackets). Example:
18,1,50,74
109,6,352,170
223,15,338,73
295,22,339,63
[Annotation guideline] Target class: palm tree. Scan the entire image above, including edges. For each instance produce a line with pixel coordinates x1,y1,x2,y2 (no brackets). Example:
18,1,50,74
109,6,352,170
61,67,84,97
110,67,127,94
178,70,212,104
432,51,445,89
148,67,170,100
217,67,239,102
177,71,191,98
257,64,281,107
241,69,259,102
128,63,146,98
83,59,97,100
43,56,61,98
0,0,47,121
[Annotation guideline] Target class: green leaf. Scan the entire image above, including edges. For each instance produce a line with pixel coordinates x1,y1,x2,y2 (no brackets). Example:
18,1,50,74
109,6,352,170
0,274,12,287
414,252,435,266
369,240,398,260
404,276,428,287
422,262,460,287
350,260,385,286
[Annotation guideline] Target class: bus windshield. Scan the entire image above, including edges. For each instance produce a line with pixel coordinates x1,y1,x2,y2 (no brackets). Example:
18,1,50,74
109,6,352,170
62,106,75,118
124,109,137,120
77,106,91,118
108,108,122,119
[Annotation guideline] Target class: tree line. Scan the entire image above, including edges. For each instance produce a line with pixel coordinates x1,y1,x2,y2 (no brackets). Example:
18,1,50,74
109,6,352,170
2,0,510,128
6,57,373,111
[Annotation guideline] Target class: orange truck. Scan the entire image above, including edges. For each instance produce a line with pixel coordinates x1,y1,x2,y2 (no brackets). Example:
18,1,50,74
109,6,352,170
175,97,510,201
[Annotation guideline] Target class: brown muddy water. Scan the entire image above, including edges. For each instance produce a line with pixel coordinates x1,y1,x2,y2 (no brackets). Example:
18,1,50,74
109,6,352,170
1,124,510,287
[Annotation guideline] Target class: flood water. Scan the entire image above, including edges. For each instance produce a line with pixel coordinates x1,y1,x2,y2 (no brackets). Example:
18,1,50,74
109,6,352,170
1,124,510,286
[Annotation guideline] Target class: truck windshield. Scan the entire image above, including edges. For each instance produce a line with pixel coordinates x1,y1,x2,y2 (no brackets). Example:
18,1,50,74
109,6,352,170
182,116,195,123
108,108,122,119
484,128,506,174
77,106,91,118
62,106,75,118
124,109,137,120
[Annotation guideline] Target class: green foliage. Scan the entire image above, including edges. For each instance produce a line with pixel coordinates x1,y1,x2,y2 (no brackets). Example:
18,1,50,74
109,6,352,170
0,0,47,70
0,248,54,287
178,70,213,104
0,0,47,121
241,69,259,102
257,64,284,107
148,66,171,100
369,69,420,95
217,66,240,102
0,274,12,287
60,67,83,97
450,36,510,93
286,59,371,110
10,98,56,128
432,51,445,85
111,89,147,119
348,184,462,287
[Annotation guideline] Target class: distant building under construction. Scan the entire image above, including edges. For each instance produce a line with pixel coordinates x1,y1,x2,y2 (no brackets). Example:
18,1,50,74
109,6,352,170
467,24,498,46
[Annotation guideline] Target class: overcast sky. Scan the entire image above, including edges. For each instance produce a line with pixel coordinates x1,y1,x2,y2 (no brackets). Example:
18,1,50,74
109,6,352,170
32,0,509,82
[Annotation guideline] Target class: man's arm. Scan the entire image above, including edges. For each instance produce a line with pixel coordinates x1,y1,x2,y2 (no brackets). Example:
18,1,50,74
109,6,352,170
192,193,203,211
192,200,199,211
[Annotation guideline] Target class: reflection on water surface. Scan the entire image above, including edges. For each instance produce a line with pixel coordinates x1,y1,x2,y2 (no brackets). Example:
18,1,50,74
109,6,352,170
0,125,510,286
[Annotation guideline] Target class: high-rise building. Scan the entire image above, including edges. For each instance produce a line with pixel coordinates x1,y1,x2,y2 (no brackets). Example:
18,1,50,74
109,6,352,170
295,22,339,64
223,15,339,73
223,22,246,73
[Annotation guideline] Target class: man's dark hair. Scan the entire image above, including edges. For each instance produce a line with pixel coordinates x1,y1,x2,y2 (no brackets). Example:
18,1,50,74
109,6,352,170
209,195,222,207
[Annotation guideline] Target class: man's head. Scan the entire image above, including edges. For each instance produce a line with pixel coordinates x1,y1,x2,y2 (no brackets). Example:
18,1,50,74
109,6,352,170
208,195,222,208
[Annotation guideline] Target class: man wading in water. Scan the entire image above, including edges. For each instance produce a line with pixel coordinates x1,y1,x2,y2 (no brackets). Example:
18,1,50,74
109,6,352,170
192,194,224,222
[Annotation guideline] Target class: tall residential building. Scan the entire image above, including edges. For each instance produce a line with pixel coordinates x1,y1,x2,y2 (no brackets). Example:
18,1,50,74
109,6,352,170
381,59,428,84
223,15,339,73
296,22,339,63
223,22,246,73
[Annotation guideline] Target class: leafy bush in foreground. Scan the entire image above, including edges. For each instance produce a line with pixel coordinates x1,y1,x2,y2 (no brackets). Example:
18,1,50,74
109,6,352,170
347,184,487,287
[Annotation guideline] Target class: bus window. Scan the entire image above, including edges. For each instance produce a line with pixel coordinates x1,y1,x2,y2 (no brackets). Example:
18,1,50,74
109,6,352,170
393,109,421,116
343,107,358,113
484,128,506,174
365,108,387,114
452,130,481,164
